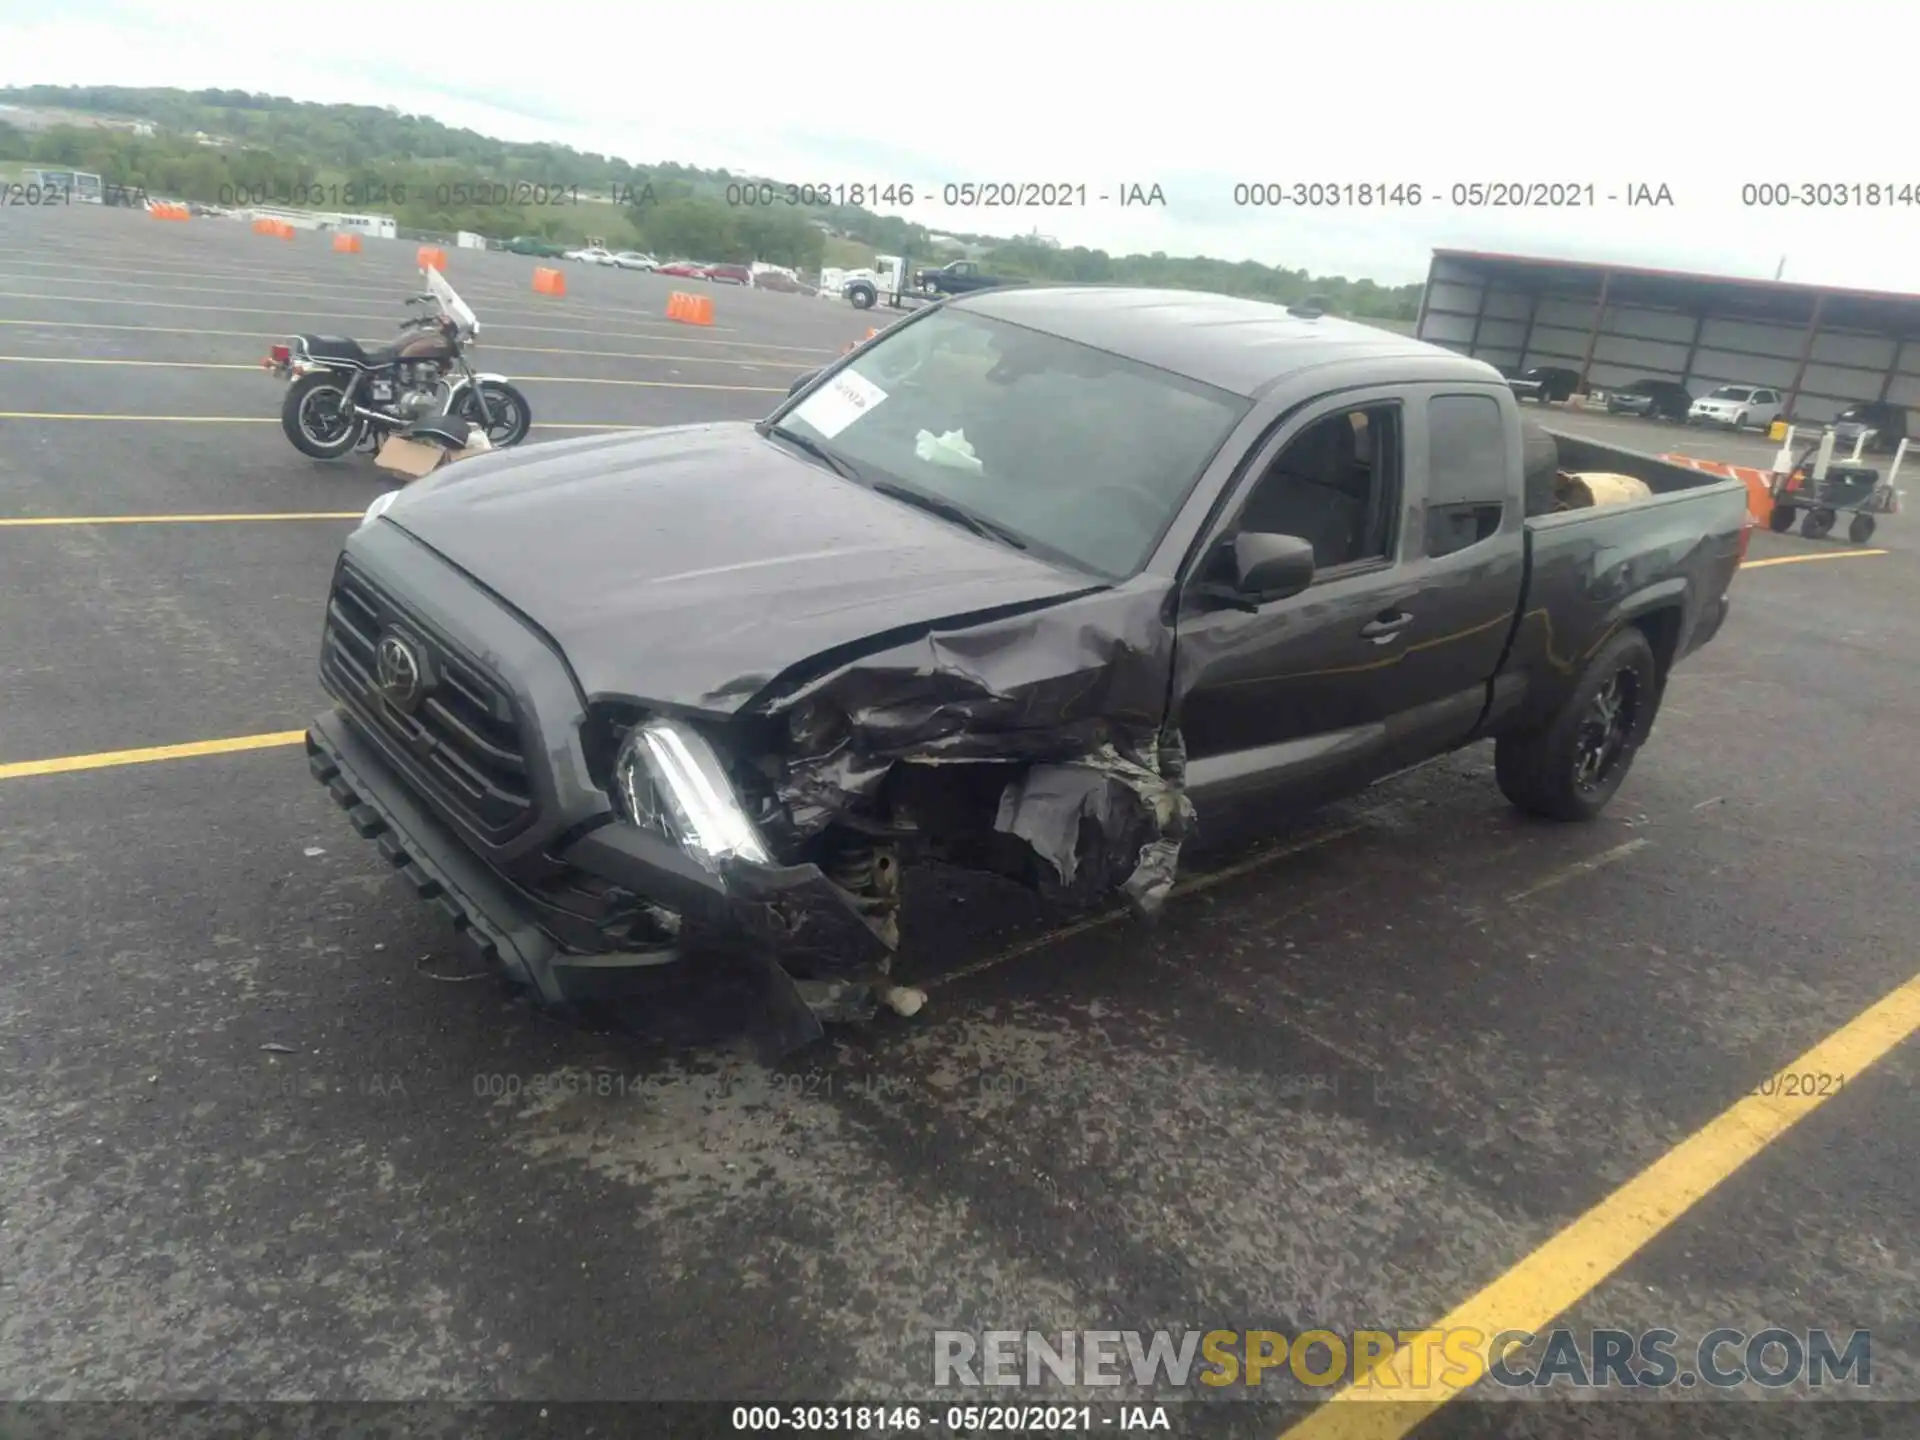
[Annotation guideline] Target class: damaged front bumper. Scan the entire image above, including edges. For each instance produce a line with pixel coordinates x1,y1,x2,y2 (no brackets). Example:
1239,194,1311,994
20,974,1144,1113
306,706,897,1040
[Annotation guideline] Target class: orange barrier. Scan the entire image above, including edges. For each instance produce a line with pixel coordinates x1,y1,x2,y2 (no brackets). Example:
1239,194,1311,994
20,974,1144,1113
332,232,362,253
1660,453,1775,528
150,202,189,221
276,220,294,240
253,218,294,239
417,246,447,270
532,266,567,296
667,291,714,326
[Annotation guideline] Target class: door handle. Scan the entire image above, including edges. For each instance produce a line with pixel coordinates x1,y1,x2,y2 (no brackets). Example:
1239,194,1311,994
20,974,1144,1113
1360,611,1413,643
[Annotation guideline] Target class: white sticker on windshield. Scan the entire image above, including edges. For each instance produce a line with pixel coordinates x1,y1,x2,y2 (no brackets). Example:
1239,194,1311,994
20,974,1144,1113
793,370,888,439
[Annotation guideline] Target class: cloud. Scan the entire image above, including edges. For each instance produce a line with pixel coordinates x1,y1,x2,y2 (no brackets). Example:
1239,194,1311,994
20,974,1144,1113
3,0,1915,289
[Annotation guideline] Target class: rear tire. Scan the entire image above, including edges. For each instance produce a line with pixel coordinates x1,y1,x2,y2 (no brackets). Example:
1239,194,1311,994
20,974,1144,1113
281,371,364,459
1849,513,1877,544
1495,627,1661,822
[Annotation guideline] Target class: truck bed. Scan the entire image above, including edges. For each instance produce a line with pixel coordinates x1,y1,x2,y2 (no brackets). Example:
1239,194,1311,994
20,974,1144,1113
1488,427,1749,737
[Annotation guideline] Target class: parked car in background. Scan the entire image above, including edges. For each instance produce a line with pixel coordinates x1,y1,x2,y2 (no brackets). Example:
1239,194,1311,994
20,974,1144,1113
566,246,618,266
656,260,709,278
753,269,813,294
1830,400,1907,453
914,259,1030,296
1508,366,1583,403
612,251,657,271
1603,379,1693,421
705,263,753,286
505,236,568,257
1689,385,1784,431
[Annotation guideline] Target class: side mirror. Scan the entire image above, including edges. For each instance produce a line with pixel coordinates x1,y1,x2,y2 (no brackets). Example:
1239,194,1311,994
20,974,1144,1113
788,370,820,397
1232,532,1316,600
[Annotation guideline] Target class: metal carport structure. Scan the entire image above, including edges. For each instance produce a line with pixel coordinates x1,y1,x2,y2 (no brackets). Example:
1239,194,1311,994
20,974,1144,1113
1415,249,1920,424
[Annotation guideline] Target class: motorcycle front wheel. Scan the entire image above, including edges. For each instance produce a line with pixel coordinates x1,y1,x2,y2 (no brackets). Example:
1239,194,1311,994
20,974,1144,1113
282,372,366,459
461,380,533,448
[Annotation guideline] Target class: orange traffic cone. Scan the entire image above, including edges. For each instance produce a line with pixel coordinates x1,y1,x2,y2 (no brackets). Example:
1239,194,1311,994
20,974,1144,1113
532,266,566,296
668,292,714,326
417,246,447,270
333,232,362,253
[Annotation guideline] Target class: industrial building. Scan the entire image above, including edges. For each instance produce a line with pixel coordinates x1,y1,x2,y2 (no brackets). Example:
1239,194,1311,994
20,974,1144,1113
1416,249,1920,424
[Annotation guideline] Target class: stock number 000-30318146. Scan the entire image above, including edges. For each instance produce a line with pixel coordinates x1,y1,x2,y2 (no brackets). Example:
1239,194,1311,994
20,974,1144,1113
731,1405,1137,1431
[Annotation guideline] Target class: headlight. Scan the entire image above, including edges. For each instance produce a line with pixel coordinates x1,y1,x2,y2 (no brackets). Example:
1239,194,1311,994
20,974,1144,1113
613,719,770,869
360,489,402,529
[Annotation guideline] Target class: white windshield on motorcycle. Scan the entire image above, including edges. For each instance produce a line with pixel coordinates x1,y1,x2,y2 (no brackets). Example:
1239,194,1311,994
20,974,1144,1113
426,266,480,338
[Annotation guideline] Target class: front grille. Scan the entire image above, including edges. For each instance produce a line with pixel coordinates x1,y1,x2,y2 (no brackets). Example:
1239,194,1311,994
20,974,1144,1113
321,561,536,838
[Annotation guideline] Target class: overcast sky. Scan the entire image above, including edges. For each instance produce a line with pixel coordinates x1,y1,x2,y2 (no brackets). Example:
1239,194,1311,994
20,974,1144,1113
4,0,1916,291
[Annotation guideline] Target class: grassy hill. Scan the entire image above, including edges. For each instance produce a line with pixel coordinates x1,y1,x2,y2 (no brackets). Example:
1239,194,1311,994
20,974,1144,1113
0,86,1423,321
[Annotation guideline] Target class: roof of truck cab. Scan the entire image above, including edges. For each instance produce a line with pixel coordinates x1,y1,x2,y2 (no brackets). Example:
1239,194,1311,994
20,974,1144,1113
952,285,1492,398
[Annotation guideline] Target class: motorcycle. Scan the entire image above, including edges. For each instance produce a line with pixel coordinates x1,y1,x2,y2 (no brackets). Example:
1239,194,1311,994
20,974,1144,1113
262,267,533,461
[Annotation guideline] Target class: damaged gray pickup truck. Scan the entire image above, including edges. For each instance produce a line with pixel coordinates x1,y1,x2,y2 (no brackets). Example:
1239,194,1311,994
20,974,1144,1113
306,287,1750,1048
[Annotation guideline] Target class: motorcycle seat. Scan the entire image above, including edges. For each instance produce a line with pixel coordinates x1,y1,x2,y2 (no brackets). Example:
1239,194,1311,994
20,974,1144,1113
300,335,399,367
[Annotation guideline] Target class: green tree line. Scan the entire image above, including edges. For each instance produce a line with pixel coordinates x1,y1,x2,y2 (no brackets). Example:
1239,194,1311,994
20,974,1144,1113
0,86,1423,319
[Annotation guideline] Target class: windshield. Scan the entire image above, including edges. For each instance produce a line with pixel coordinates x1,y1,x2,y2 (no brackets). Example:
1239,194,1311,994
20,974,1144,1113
774,308,1249,578
425,265,479,336
1708,386,1753,401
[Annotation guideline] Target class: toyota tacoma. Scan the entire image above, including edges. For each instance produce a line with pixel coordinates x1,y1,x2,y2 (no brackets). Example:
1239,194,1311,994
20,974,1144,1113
307,288,1750,1049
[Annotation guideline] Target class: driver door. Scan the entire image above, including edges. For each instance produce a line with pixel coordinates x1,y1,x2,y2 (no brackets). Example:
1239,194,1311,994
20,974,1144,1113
1173,385,1519,818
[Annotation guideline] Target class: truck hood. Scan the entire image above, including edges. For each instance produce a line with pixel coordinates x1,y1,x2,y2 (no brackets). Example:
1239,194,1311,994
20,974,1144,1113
378,424,1098,712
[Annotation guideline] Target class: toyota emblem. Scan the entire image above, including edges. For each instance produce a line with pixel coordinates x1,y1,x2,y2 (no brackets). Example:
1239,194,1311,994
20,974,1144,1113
375,633,423,707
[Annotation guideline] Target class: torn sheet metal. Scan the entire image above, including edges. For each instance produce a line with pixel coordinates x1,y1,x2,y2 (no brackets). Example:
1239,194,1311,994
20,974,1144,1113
992,743,1196,916
751,588,1195,915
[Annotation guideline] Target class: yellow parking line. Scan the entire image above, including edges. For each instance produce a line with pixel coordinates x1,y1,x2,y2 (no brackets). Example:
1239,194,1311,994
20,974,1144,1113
0,291,835,355
1276,969,1920,1439
0,730,306,782
0,411,276,422
0,512,359,527
0,355,785,392
1741,549,1888,569
0,412,648,429
0,319,799,368
0,355,261,371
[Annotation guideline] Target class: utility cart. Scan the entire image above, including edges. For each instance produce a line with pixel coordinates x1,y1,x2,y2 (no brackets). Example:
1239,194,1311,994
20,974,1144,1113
1766,428,1905,544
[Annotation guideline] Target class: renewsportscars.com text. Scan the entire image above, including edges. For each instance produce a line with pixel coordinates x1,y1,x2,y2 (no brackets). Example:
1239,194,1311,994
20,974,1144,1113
932,1327,1871,1391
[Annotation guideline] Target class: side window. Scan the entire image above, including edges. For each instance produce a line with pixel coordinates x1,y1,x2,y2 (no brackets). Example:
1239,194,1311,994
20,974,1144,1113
1234,404,1400,573
1425,394,1509,558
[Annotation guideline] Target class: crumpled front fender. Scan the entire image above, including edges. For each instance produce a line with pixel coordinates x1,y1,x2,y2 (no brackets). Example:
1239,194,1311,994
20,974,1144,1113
747,585,1195,919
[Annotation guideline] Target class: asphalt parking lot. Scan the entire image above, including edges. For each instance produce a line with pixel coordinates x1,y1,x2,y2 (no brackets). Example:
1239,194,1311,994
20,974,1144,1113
1,206,1915,1439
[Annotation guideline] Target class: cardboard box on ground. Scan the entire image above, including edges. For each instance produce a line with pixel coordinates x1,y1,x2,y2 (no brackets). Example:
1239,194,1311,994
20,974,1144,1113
374,429,494,481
